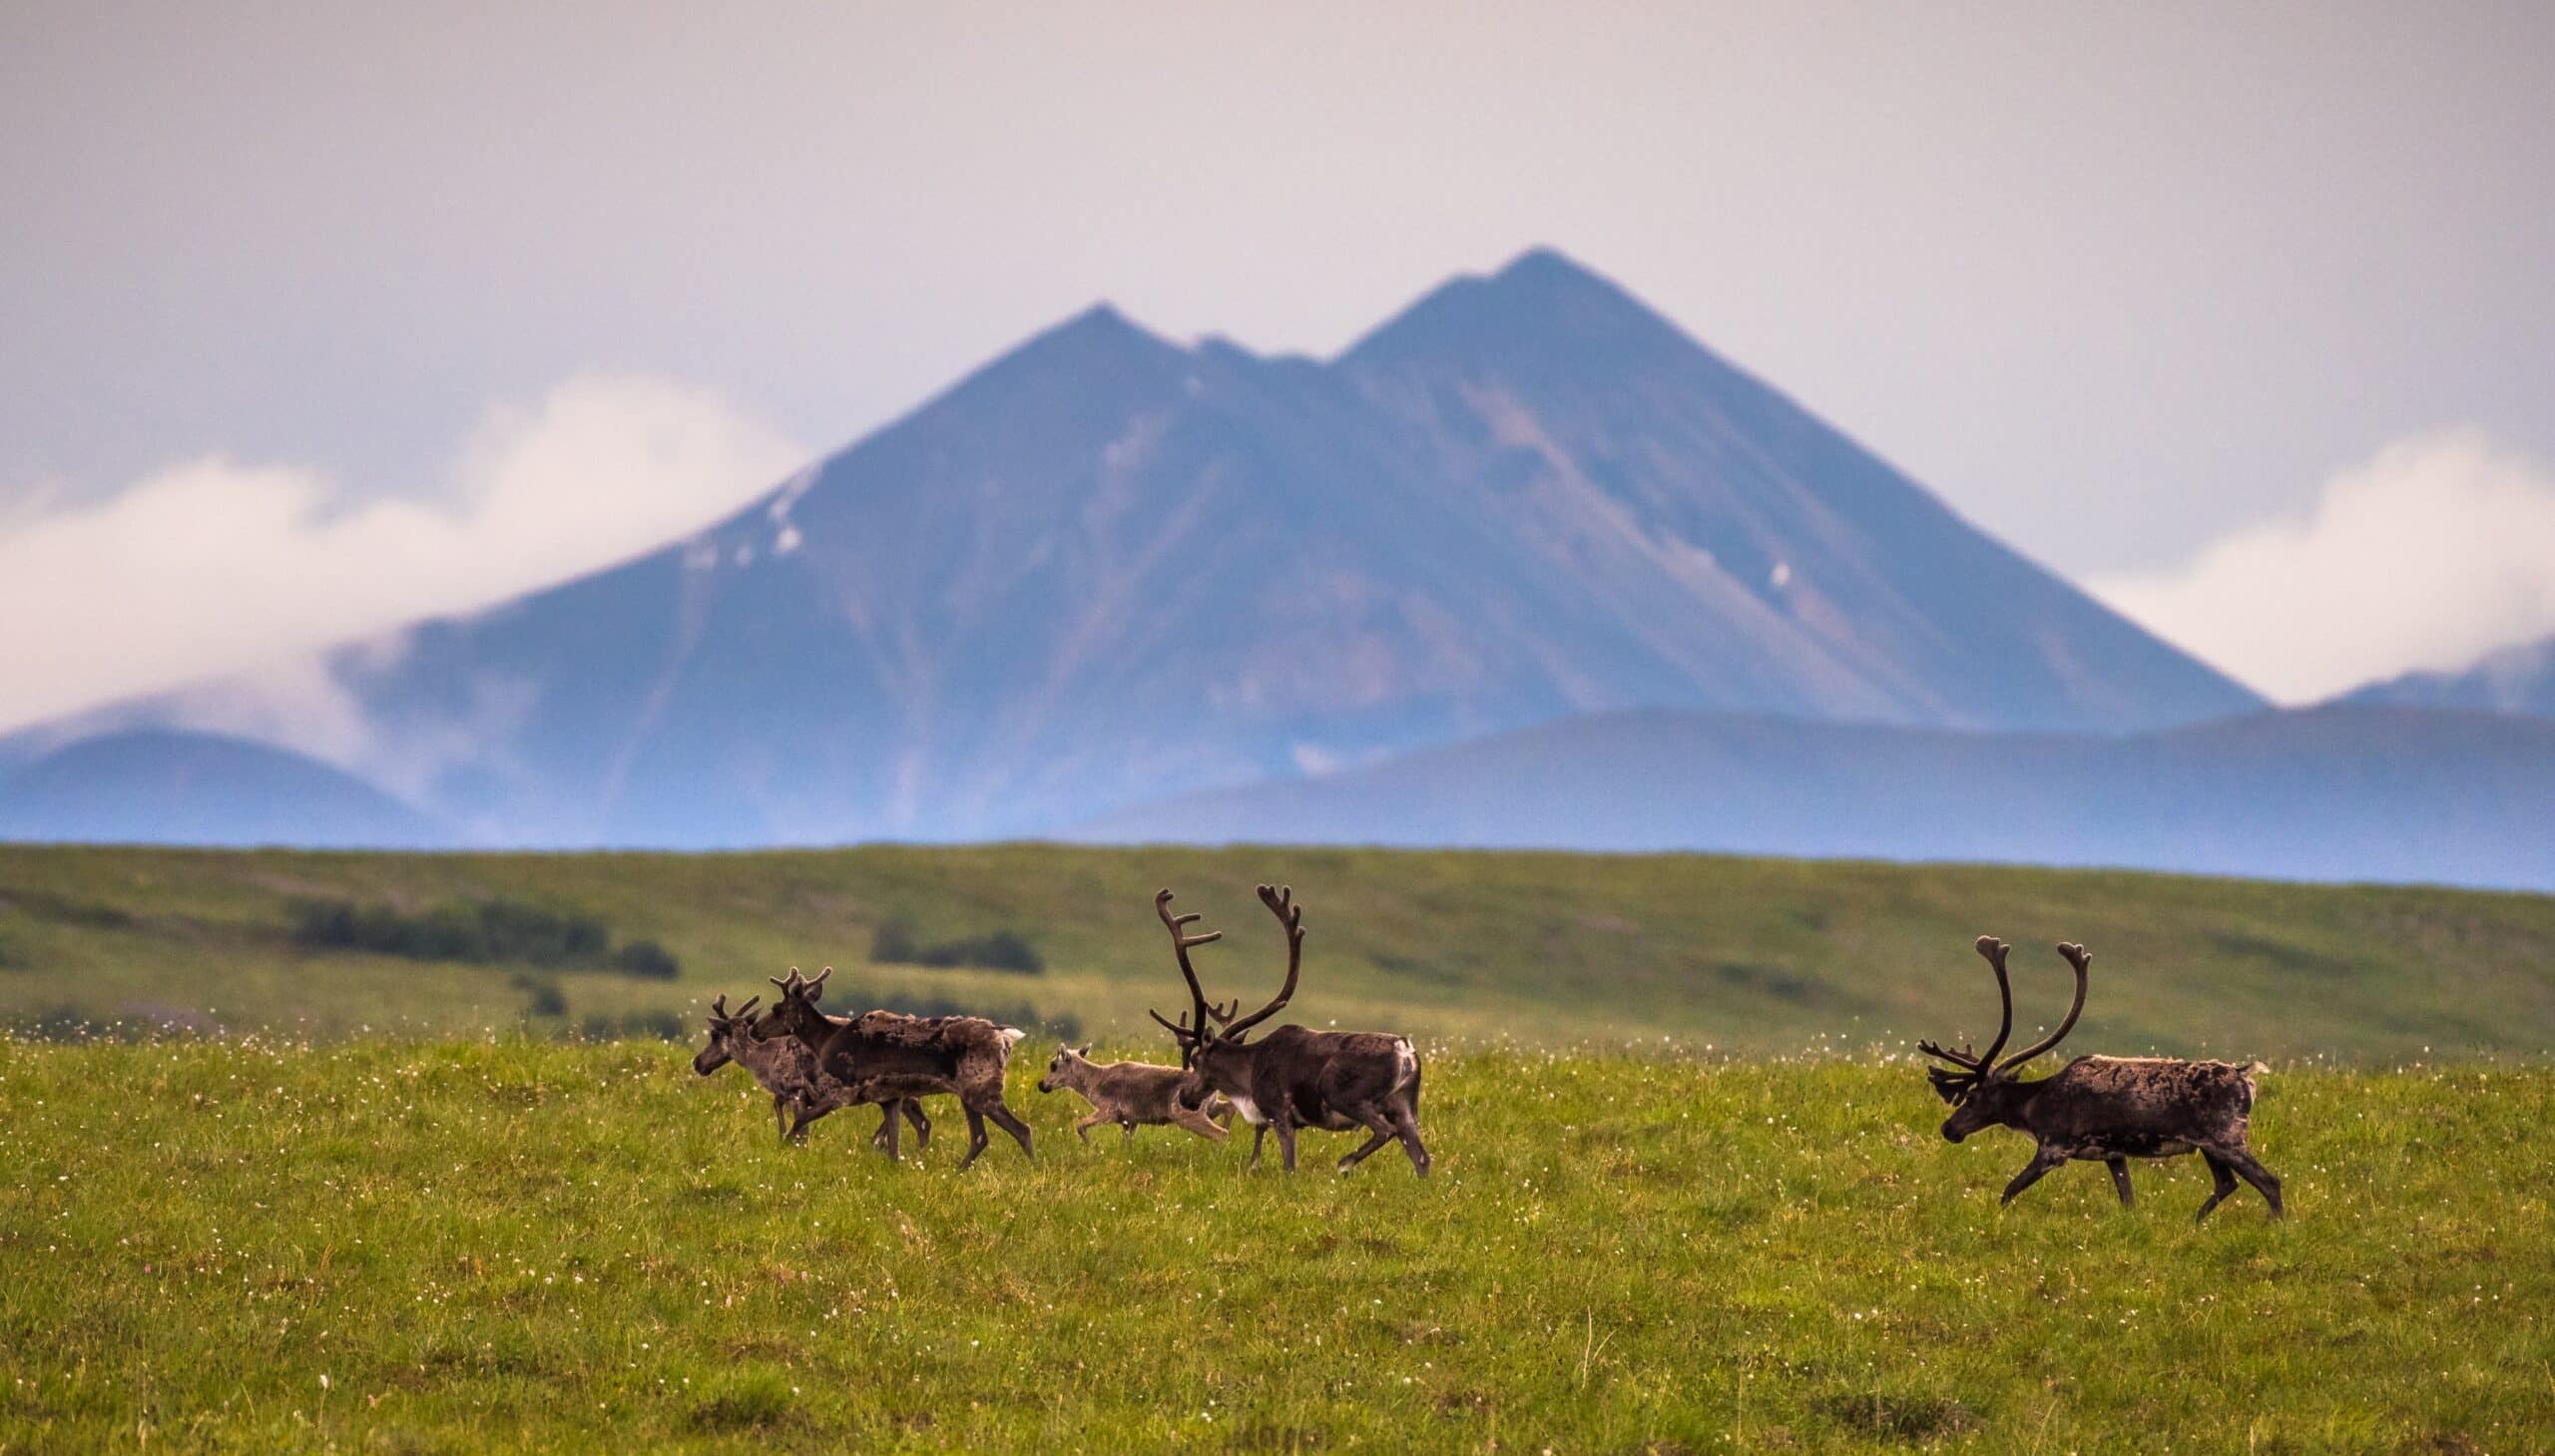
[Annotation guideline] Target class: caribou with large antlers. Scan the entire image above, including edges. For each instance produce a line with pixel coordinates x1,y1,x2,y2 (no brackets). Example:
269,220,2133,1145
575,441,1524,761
1148,885,1429,1177
1921,936,2282,1220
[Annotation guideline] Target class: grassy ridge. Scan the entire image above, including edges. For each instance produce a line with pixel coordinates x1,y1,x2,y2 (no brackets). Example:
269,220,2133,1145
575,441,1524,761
3,1041,2549,1452
5,843,2555,1058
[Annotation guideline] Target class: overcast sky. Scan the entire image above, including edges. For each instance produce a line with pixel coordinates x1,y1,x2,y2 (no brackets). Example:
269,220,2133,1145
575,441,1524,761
4,2,2553,722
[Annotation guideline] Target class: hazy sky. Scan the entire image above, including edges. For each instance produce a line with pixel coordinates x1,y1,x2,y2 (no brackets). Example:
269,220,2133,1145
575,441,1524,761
4,2,2553,722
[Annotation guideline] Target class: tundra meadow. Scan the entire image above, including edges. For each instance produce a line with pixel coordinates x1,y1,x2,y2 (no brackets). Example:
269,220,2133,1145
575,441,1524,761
4,845,2553,1451
4,1041,2550,1453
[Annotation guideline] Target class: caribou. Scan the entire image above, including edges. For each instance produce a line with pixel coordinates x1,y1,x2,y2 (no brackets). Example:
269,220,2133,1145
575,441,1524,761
1035,1045,1236,1144
766,967,1035,1168
1148,885,1429,1177
691,992,929,1149
1921,936,2282,1220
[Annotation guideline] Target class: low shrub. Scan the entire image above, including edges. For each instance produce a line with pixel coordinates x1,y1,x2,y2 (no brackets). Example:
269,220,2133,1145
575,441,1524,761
869,920,1043,974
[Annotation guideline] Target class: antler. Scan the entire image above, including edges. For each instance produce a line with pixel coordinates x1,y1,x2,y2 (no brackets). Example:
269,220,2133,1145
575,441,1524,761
1971,935,2016,1069
730,994,761,1021
1214,883,1304,1041
808,966,831,1001
1996,942,2092,1072
710,993,730,1020
1919,935,2014,1088
1145,889,1227,1046
768,965,804,993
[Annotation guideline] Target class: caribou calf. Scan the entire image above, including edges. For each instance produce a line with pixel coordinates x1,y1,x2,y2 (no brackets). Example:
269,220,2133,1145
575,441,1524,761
1035,1045,1235,1144
692,994,928,1149
1149,885,1429,1177
1922,936,2282,1221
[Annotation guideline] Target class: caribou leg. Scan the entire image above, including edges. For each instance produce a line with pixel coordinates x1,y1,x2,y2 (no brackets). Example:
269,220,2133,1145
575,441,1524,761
2107,1157,2135,1207
1334,1104,1398,1174
1168,1102,1230,1142
1999,1147,2065,1206
981,1102,1035,1163
875,1100,901,1161
1247,1122,1269,1170
1074,1112,1109,1145
957,1107,991,1170
1274,1115,1299,1173
2194,1152,2242,1222
902,1099,932,1150
1390,1103,1431,1178
2214,1145,2284,1217
771,1094,791,1143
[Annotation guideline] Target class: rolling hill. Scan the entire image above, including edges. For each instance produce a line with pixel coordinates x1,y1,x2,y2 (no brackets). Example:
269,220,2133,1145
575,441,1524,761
1077,703,2555,892
3,840,2550,1059
0,729,440,848
2346,632,2555,719
8,249,2260,847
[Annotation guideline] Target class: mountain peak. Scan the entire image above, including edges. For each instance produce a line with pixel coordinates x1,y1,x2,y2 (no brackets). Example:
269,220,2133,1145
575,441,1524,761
1340,246,1691,368
1036,299,1182,359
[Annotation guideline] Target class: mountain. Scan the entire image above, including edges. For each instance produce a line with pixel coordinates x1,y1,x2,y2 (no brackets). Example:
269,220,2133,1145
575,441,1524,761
1074,704,2555,892
2344,634,2555,720
8,249,2261,846
0,729,442,848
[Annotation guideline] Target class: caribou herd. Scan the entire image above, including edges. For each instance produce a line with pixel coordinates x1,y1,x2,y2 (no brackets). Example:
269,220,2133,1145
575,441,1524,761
695,884,2282,1217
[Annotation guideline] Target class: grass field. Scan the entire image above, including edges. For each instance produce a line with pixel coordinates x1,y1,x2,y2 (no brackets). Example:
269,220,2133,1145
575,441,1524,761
6,843,2555,1060
3,1040,2549,1453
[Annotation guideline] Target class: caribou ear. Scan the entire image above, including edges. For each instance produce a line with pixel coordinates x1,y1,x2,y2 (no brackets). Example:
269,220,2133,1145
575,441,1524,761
1078,1044,1093,1058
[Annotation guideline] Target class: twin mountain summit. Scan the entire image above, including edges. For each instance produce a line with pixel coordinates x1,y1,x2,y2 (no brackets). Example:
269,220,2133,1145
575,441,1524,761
6,250,2552,887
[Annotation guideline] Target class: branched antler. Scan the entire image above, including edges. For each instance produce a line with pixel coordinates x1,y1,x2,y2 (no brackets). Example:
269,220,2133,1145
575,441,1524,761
1919,935,2016,1097
1995,942,2091,1072
1215,884,1305,1041
1146,889,1226,1049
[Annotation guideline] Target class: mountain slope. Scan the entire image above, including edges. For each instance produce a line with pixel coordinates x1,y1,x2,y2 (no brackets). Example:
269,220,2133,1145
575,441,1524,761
1338,250,2259,730
1075,704,2555,892
13,250,2262,846
2345,634,2555,720
0,729,441,848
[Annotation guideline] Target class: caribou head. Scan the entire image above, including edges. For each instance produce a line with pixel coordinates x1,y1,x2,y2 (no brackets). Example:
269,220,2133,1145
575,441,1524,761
1919,936,2091,1143
692,992,765,1076
1147,884,1300,1104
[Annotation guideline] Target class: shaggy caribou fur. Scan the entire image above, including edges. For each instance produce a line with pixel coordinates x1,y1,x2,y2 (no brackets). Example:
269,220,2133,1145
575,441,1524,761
1035,1045,1236,1143
692,993,928,1149
1923,936,2282,1220
766,967,1034,1168
1149,885,1429,1177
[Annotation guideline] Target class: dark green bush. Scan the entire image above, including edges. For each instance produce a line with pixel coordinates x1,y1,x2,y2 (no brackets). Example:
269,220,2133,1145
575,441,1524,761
868,920,1043,974
611,940,681,980
289,898,675,977
511,974,568,1018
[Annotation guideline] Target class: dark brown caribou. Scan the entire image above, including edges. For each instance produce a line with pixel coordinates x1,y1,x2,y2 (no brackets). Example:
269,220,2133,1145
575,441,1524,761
766,967,1035,1169
1147,885,1429,1177
692,992,929,1150
1921,936,2282,1220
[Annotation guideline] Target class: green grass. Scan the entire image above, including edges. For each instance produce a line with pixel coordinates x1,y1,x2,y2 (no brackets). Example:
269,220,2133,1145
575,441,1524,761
3,1041,2549,1452
4,843,2555,1059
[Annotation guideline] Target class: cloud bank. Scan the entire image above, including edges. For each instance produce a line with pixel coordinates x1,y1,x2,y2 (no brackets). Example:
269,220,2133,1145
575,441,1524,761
0,376,804,734
2091,430,2555,704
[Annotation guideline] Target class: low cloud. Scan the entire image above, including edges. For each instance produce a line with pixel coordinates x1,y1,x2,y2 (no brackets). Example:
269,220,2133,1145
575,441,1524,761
0,375,804,734
2090,429,2555,704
